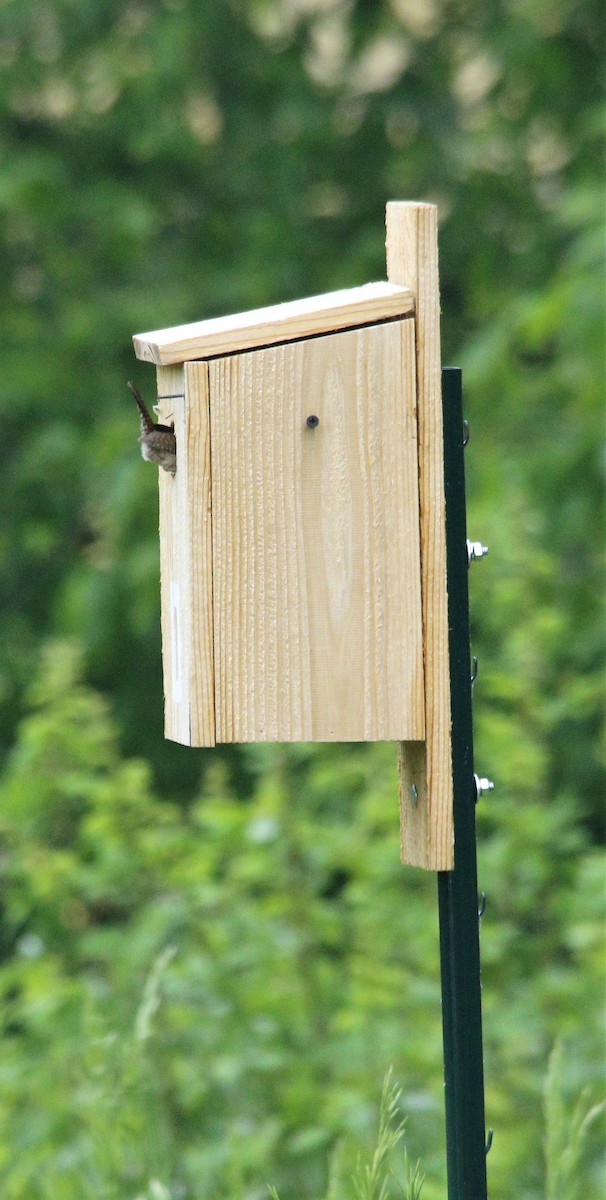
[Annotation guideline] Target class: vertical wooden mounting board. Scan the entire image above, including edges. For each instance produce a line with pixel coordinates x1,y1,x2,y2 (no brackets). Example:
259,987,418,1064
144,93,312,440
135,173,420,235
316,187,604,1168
208,320,425,744
156,362,215,746
386,202,454,870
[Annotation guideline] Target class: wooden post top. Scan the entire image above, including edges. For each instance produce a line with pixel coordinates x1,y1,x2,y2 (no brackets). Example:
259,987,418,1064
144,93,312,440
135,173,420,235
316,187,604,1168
133,281,415,366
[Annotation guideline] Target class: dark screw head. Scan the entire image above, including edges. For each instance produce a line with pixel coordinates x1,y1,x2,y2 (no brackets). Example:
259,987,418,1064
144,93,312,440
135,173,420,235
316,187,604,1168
306,414,319,429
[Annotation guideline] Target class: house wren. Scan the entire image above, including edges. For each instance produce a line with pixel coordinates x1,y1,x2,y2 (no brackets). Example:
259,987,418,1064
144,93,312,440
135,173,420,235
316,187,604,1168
128,381,176,476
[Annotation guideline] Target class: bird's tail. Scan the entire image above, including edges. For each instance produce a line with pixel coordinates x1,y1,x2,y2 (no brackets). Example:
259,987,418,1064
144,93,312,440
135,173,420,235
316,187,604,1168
128,381,155,434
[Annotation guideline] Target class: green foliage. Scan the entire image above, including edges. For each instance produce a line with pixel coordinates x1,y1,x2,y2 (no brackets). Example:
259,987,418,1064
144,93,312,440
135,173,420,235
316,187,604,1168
0,646,602,1197
0,1,603,1198
544,1042,606,1200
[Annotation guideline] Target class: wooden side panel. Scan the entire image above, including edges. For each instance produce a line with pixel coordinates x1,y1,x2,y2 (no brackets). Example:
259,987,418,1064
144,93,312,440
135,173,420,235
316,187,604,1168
208,320,425,744
156,362,215,746
386,200,454,870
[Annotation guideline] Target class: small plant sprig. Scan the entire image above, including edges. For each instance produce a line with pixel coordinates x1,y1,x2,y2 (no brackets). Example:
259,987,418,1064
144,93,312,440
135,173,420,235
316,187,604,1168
269,1069,424,1200
544,1040,605,1200
352,1069,423,1200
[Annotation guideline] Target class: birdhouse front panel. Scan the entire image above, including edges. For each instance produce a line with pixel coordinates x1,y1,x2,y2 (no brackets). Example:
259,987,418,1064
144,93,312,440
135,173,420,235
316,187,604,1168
208,320,424,744
147,287,425,747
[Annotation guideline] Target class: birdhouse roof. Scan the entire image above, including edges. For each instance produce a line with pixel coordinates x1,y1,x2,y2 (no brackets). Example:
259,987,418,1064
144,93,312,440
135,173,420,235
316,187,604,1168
132,281,414,366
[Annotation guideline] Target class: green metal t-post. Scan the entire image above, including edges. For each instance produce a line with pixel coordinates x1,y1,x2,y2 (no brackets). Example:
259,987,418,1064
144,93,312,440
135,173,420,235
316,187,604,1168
438,367,489,1199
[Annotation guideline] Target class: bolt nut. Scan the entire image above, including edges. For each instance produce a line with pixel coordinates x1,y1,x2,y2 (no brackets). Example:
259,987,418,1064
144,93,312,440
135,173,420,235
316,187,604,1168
467,540,489,564
474,774,495,801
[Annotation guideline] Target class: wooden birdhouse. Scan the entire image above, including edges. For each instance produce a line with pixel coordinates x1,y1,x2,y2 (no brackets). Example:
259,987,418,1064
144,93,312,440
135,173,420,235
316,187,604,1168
133,202,453,870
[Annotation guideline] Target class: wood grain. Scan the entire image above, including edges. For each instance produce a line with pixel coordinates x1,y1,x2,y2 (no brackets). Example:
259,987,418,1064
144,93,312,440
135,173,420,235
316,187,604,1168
133,282,415,366
156,362,215,746
208,320,425,743
386,201,454,870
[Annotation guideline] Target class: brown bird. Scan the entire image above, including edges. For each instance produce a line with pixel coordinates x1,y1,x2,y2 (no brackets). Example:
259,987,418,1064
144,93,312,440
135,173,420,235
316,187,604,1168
128,381,176,476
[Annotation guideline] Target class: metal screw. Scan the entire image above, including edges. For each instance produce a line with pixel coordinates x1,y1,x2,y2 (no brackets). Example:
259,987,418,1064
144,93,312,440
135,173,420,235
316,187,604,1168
474,774,495,801
306,414,319,428
467,539,489,565
410,783,419,807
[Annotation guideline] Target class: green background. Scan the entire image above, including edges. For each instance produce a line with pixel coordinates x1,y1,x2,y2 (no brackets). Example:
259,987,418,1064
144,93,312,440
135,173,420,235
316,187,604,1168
0,1,603,1196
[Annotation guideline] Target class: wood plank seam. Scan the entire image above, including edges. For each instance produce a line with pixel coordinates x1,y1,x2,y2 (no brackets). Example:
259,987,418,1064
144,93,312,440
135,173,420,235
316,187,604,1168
196,313,416,362
186,361,216,747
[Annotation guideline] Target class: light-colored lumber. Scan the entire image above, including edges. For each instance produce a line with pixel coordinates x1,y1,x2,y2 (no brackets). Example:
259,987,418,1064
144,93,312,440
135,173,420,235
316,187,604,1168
133,281,415,366
386,201,453,871
208,320,425,743
156,362,215,746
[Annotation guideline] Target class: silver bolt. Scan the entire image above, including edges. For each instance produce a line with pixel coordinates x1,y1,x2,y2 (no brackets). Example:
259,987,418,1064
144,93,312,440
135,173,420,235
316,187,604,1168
474,774,495,801
467,540,489,565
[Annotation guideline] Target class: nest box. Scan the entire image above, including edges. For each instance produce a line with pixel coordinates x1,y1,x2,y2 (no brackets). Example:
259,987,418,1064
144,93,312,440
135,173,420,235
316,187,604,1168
133,202,454,870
